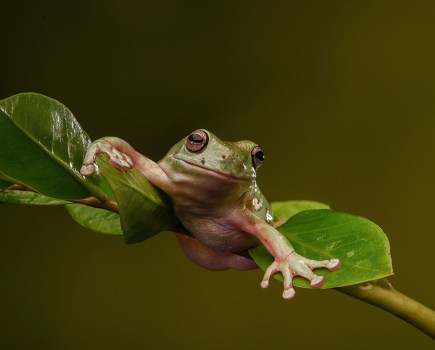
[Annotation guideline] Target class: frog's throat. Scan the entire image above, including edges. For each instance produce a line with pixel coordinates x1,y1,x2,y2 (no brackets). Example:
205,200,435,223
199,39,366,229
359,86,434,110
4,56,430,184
174,157,254,182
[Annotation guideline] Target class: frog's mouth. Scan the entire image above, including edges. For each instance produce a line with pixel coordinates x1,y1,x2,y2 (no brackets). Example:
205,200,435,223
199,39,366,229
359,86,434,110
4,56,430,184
174,157,253,182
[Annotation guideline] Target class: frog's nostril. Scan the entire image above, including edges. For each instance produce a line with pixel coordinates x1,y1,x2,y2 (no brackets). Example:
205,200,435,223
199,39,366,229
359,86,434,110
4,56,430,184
221,154,227,159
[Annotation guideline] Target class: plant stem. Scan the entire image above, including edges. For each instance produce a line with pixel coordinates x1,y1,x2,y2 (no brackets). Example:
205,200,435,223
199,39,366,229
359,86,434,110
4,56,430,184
74,196,119,213
338,278,435,339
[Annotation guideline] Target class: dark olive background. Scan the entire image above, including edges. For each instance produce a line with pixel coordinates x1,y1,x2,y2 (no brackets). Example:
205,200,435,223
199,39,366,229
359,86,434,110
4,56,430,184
1,1,434,349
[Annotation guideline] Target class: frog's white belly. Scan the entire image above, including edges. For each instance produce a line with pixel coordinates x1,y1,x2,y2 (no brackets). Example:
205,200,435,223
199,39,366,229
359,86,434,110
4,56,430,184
163,160,268,252
173,209,258,253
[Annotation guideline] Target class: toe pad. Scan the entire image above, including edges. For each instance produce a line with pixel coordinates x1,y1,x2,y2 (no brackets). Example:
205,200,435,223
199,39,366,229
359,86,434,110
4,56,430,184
327,259,341,271
282,288,296,299
310,275,326,288
80,164,95,176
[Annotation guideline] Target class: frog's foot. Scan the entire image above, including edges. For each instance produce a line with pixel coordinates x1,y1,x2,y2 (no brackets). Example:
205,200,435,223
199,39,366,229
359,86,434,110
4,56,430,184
80,138,134,176
260,252,340,300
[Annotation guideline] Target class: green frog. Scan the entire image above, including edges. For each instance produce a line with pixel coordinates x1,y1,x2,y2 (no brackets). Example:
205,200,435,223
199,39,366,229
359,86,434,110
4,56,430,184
80,129,340,299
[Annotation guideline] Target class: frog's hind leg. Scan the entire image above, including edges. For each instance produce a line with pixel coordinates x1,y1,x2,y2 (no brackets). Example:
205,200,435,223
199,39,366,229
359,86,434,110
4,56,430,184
175,233,258,271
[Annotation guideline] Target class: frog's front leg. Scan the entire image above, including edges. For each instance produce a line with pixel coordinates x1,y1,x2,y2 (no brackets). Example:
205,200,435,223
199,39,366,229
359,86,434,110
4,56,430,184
80,137,173,192
238,212,340,299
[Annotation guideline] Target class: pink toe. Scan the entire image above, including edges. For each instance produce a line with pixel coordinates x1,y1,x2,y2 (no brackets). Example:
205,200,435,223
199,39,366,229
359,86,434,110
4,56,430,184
327,259,341,271
310,275,326,288
80,164,94,176
282,288,296,300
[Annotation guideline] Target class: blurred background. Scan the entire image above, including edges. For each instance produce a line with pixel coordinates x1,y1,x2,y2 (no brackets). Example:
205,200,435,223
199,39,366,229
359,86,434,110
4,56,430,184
1,1,434,349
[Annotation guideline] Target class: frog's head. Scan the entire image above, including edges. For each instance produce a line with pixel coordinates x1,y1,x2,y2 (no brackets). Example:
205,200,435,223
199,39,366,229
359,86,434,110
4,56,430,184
165,129,264,181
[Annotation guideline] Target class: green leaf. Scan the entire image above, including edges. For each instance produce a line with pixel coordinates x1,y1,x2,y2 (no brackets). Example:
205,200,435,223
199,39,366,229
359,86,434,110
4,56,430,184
250,209,393,288
66,203,122,235
0,93,103,200
272,200,330,221
96,156,179,244
0,189,70,205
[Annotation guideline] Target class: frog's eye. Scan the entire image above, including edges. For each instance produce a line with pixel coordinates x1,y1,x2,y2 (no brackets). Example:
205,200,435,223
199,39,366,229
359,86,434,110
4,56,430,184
186,129,209,152
252,146,265,169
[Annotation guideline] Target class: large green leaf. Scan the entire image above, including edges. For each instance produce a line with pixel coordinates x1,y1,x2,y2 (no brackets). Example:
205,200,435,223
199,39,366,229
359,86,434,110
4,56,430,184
97,156,179,244
271,200,330,221
66,203,122,235
0,93,103,200
250,208,393,288
0,189,70,205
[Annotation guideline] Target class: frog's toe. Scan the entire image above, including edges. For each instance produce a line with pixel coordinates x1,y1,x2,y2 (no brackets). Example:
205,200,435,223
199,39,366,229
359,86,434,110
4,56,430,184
299,256,341,272
327,259,341,271
80,163,95,176
286,253,341,290
260,262,279,289
282,266,295,299
310,275,326,288
109,157,132,169
107,148,133,170
260,280,269,288
282,287,296,300
261,260,298,299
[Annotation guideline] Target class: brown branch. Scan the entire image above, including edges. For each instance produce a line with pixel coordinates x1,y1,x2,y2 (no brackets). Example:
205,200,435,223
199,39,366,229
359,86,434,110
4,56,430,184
5,185,120,213
72,197,119,213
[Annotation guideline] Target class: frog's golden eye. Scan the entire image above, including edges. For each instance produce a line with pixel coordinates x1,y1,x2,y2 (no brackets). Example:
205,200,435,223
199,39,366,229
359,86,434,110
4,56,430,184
186,129,209,152
252,146,264,169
